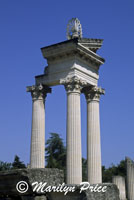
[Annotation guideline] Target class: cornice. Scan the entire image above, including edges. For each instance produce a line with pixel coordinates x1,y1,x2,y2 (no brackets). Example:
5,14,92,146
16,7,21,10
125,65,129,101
41,38,105,66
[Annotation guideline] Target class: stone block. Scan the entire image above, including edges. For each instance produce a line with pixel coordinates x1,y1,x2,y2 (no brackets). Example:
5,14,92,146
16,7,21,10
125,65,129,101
47,183,120,200
0,168,64,198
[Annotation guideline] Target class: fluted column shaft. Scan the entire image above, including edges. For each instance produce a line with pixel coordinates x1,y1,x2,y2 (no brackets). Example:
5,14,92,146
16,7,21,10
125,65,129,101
112,176,126,200
83,86,105,184
27,84,51,168
126,157,134,200
61,76,87,184
66,90,81,184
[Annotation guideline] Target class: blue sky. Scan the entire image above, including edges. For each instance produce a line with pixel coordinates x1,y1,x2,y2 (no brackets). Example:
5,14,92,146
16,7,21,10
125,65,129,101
0,0,134,167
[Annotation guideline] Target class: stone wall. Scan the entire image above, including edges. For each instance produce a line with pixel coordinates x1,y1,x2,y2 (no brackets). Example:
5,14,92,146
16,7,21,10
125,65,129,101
47,183,120,200
0,168,64,199
0,169,120,200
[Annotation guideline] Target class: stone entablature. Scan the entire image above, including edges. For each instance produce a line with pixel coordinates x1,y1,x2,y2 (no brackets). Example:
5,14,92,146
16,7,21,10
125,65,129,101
41,39,104,64
35,37,105,87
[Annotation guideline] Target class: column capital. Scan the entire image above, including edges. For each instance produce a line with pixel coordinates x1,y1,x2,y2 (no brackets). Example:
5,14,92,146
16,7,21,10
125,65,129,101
126,157,134,166
27,84,51,100
82,86,105,102
60,76,87,94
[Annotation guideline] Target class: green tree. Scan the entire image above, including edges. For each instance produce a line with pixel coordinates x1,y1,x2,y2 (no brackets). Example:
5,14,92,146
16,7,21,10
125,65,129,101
45,133,66,169
0,161,12,171
82,158,87,181
45,133,126,183
0,155,26,171
102,160,126,182
45,133,88,181
12,155,26,169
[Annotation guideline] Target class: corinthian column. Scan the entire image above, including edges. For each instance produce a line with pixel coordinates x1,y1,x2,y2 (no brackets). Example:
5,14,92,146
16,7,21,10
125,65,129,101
27,84,51,168
60,76,87,184
83,86,105,184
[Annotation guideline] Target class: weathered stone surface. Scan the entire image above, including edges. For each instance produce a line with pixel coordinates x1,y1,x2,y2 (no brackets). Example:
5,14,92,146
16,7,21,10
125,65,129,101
36,36,105,87
112,176,126,200
0,168,64,197
126,157,134,200
21,196,46,200
0,169,120,200
47,183,120,200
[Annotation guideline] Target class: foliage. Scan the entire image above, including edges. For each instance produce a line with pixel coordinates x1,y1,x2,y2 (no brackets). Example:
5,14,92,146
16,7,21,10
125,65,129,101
12,155,26,169
0,161,12,171
45,133,66,169
82,157,87,181
45,133,88,181
102,160,126,182
0,155,26,171
45,133,126,182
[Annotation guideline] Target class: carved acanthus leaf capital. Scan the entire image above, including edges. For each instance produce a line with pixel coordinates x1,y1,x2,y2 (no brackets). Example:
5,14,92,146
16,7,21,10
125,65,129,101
82,86,105,102
60,76,88,93
27,84,51,100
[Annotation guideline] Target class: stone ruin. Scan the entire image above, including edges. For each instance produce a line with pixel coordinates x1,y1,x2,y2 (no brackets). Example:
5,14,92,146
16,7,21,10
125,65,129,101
0,169,120,200
0,18,128,199
112,176,126,200
111,157,134,200
126,157,134,200
27,17,105,185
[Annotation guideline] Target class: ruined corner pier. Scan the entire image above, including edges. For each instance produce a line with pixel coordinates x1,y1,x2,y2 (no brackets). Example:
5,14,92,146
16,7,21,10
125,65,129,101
27,18,105,185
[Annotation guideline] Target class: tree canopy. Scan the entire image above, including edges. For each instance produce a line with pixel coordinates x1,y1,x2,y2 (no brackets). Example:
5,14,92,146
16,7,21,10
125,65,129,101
45,133,126,182
12,155,26,169
102,160,126,182
0,133,126,183
0,155,26,171
0,161,12,171
45,133,66,169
